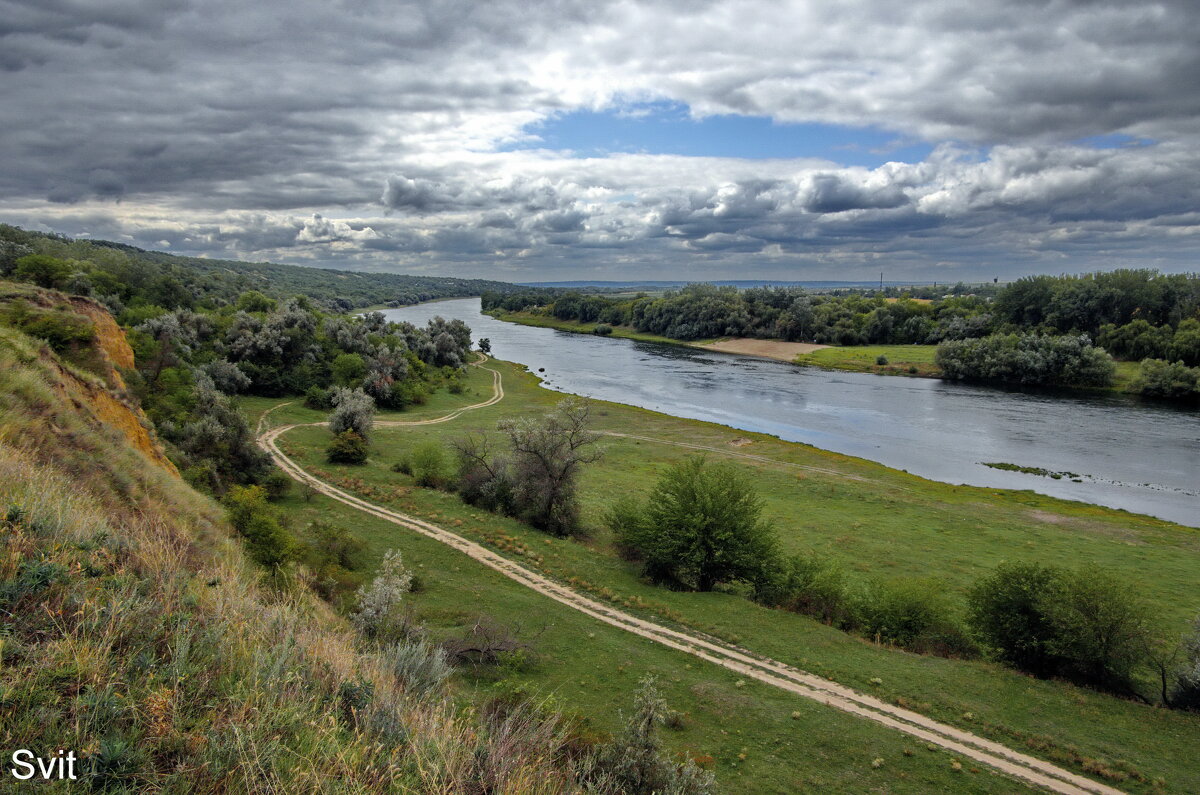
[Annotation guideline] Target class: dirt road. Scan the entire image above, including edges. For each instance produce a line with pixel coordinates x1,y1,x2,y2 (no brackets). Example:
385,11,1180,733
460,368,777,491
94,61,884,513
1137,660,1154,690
257,356,1124,795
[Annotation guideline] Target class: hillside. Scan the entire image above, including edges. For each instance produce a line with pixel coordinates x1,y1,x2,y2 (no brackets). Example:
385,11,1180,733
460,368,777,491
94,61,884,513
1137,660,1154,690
0,224,519,311
0,291,595,792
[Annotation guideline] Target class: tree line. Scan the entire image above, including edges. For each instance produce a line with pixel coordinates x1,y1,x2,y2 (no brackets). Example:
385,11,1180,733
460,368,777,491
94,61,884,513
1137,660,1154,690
484,269,1200,399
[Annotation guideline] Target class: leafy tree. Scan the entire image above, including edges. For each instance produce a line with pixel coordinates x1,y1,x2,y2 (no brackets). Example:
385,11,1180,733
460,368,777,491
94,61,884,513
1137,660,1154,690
499,398,602,535
223,485,295,568
1134,359,1200,399
235,290,277,313
12,254,73,289
968,562,1152,693
477,337,491,354
328,387,375,439
611,456,778,591
332,352,367,386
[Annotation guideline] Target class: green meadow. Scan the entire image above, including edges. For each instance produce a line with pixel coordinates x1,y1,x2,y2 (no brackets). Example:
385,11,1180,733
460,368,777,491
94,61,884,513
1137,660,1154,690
246,358,1200,794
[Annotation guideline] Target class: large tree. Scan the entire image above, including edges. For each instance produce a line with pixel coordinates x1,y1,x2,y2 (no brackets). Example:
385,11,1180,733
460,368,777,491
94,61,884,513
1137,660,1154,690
611,456,778,592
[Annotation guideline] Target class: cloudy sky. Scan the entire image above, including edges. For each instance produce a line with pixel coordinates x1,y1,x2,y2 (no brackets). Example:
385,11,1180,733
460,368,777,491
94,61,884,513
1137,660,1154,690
4,0,1199,281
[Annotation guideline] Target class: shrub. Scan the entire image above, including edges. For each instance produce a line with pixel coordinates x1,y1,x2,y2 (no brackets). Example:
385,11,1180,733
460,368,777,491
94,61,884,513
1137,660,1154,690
262,468,292,500
304,385,333,409
329,387,375,439
327,429,369,464
352,550,417,643
410,442,452,489
587,676,715,795
765,553,851,626
386,638,453,698
875,354,889,366
223,485,295,569
392,458,413,475
1134,358,1200,399
968,562,1151,692
1172,616,1200,711
852,577,977,657
593,323,613,336
610,456,778,591
936,332,1115,387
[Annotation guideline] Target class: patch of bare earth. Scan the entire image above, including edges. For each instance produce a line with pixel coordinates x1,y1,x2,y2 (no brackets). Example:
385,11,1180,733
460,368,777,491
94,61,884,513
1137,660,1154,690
697,338,830,361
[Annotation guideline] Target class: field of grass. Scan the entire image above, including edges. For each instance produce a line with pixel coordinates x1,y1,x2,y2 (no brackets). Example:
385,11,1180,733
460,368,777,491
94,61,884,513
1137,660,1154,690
255,359,1200,794
793,344,942,377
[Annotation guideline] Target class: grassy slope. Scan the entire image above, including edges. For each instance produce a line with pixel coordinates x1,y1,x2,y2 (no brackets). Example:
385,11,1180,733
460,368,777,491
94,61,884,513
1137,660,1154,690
255,359,1200,794
0,303,583,792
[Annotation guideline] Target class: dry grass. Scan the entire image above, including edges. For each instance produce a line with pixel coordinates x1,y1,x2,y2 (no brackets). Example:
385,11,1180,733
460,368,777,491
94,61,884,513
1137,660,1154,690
0,310,586,793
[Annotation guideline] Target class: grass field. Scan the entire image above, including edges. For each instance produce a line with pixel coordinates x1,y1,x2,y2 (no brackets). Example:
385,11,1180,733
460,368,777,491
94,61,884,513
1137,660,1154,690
246,360,1200,794
792,344,942,377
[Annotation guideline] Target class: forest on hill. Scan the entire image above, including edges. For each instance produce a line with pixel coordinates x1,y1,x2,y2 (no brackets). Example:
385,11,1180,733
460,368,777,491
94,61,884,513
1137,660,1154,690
0,224,518,312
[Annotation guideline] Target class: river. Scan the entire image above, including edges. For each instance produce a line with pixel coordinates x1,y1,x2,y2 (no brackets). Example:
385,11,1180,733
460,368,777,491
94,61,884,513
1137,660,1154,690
383,298,1198,527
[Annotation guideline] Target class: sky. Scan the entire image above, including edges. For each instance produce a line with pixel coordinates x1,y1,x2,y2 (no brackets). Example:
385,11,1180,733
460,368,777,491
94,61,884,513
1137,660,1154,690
2,0,1199,282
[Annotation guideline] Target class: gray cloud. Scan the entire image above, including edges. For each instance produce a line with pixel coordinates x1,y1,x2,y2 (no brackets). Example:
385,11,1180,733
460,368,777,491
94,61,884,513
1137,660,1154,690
1,0,1199,280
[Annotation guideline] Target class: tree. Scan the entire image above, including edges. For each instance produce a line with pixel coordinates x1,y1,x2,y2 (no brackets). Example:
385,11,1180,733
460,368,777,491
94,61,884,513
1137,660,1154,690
968,562,1152,693
351,549,416,642
12,254,72,289
1172,616,1200,711
498,398,602,535
328,387,375,439
610,456,778,592
223,485,294,569
331,352,367,386
477,337,491,354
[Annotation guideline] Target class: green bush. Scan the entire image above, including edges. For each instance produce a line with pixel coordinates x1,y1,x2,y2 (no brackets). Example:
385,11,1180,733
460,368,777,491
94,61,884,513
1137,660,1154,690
968,562,1152,692
936,332,1115,387
262,469,292,500
852,577,977,657
1134,358,1200,399
410,442,451,489
223,485,295,569
764,553,850,626
875,354,888,366
610,456,779,592
327,430,369,464
304,385,333,409
593,323,614,336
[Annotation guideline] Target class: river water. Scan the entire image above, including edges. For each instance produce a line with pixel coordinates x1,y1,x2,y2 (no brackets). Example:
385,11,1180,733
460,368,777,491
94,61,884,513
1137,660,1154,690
383,298,1198,527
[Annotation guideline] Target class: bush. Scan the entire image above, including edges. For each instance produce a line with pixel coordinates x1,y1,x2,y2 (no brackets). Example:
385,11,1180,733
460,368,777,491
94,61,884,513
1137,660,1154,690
968,562,1151,692
936,332,1115,387
852,577,977,658
327,429,369,464
262,469,292,500
352,550,417,643
386,638,453,698
410,442,452,489
304,385,333,409
587,676,715,795
1134,358,1200,399
223,485,295,569
593,323,613,336
1172,616,1200,711
875,354,888,366
764,553,851,626
610,456,779,591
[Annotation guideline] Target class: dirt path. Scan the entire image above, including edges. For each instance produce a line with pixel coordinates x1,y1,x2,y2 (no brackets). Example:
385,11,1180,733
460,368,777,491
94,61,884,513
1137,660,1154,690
257,357,1124,795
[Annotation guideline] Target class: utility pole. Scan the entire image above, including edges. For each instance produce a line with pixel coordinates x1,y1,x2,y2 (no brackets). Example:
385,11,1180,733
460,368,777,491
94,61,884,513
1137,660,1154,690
880,271,884,291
